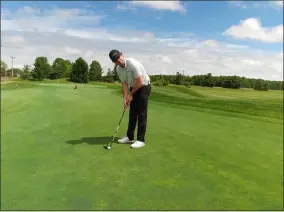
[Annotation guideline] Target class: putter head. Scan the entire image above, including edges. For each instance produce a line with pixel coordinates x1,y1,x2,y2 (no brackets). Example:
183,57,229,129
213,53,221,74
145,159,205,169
104,145,111,150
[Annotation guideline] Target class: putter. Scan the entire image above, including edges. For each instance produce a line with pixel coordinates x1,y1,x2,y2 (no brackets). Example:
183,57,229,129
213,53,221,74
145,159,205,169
104,109,126,150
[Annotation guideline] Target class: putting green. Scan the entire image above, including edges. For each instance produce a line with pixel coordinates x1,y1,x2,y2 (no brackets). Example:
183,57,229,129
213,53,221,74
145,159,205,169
1,81,283,210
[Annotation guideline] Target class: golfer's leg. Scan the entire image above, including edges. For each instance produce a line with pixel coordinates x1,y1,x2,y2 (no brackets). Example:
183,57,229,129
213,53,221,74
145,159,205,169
137,85,151,142
127,96,138,140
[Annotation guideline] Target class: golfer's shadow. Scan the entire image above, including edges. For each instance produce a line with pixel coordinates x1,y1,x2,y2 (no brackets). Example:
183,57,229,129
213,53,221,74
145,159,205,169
66,136,119,145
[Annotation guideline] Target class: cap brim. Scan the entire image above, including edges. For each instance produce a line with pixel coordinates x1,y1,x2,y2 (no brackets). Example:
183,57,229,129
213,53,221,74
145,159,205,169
111,54,121,62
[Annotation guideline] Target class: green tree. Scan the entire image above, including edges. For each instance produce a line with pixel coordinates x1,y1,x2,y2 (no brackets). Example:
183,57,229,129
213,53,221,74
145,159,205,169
200,73,215,87
174,72,183,85
49,58,71,79
240,77,251,88
1,60,8,77
20,65,32,80
268,80,282,90
150,73,283,90
253,79,270,91
221,76,241,89
104,68,114,82
69,57,89,83
111,64,119,82
31,57,51,80
63,59,72,78
89,60,103,81
153,75,170,86
7,68,22,77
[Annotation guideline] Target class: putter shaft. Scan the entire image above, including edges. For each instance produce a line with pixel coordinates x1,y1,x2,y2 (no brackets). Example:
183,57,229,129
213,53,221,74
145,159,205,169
106,109,126,148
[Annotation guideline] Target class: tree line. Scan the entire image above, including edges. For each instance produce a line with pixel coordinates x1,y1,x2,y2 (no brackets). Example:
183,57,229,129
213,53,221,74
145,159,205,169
1,57,119,83
1,57,283,91
151,72,283,91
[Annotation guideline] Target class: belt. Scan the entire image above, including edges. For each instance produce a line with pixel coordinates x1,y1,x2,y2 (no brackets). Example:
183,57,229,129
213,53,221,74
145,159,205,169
130,82,150,90
142,82,150,86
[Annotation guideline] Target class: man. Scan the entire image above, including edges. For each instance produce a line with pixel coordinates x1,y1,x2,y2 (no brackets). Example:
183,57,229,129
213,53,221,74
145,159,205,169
109,49,151,149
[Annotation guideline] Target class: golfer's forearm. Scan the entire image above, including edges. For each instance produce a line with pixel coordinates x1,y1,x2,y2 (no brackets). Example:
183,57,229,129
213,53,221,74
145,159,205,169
130,80,142,96
122,82,128,98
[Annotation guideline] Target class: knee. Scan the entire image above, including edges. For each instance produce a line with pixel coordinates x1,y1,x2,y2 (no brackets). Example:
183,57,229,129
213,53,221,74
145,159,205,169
138,111,147,117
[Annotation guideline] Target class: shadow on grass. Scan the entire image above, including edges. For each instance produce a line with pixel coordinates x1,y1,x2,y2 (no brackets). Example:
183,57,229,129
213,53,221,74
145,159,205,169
66,136,118,145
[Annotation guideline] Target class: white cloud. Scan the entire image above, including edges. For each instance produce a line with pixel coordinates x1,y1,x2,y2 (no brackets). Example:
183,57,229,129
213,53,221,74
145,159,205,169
64,47,82,55
1,6,283,81
1,35,25,50
1,6,103,33
228,1,250,9
150,54,173,64
228,1,283,9
2,35,25,44
200,40,219,48
116,3,137,12
274,1,283,6
118,1,186,13
17,6,41,15
224,17,283,43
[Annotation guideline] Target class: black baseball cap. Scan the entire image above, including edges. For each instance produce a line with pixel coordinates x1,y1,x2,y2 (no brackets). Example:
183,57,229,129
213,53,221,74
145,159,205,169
109,49,121,62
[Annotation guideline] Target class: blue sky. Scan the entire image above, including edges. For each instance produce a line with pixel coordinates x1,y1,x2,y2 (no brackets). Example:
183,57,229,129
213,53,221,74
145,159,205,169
1,1,283,80
2,1,282,51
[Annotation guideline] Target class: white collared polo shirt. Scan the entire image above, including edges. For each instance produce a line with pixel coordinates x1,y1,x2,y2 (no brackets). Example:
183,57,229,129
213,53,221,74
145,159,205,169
116,57,150,88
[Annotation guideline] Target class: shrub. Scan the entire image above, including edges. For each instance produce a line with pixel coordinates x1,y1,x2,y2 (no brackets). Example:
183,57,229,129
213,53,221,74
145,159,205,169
253,79,270,91
182,81,192,88
153,79,169,86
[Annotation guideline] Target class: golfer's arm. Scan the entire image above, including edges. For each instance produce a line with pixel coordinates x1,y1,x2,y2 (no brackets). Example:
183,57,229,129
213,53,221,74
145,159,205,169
130,76,143,96
122,82,128,98
129,61,144,96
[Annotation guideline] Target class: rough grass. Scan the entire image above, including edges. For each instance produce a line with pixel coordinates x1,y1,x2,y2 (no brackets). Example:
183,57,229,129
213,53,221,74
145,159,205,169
156,84,207,98
1,80,283,210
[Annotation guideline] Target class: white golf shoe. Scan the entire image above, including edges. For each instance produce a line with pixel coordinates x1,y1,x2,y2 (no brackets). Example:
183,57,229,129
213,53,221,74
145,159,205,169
117,136,134,144
130,140,145,149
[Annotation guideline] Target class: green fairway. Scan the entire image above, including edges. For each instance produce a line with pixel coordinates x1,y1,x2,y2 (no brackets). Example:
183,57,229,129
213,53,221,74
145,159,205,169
1,81,283,210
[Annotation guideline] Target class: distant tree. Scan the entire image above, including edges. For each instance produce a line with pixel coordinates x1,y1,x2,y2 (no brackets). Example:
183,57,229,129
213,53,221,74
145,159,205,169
240,77,251,88
7,68,22,78
153,75,169,86
20,65,32,80
31,56,51,80
49,58,69,79
253,79,270,91
191,75,203,86
1,60,8,77
200,73,215,87
63,59,72,78
89,60,103,81
149,73,283,90
168,75,176,84
103,68,115,82
221,75,241,89
268,80,283,90
174,72,183,85
69,57,89,83
111,64,119,82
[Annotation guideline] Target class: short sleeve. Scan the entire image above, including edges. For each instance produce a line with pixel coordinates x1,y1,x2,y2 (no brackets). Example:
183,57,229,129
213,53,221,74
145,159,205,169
130,60,143,79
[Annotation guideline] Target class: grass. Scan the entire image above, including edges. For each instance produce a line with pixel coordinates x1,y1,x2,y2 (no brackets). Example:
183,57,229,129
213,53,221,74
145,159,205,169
1,80,283,210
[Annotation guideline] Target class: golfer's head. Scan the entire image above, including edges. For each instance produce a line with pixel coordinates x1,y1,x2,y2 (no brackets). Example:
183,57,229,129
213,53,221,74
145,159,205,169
109,49,124,65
